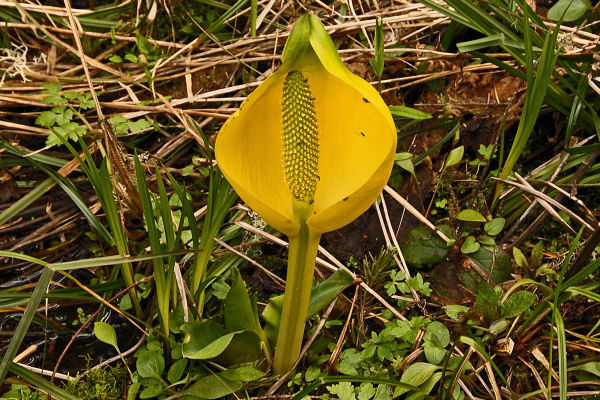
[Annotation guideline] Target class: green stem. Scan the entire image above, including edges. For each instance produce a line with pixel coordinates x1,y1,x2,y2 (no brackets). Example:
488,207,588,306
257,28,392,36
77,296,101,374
273,201,321,375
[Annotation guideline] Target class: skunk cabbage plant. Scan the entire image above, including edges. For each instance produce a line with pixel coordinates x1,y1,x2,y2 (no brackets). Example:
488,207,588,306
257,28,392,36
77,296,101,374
215,14,396,374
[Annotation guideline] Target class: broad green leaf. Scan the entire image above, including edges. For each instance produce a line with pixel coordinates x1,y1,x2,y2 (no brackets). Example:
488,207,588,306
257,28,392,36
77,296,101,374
35,111,57,127
220,365,266,382
128,118,152,133
530,241,544,268
225,267,258,333
569,361,600,378
127,382,140,400
358,383,376,400
184,332,237,360
93,322,119,351
327,382,356,400
185,374,243,399
396,363,438,396
444,305,469,321
548,0,590,22
476,281,502,321
136,31,154,54
444,145,464,170
469,248,512,285
216,330,261,366
136,349,165,378
140,385,164,399
424,345,446,365
456,209,486,222
478,235,496,247
484,218,505,236
423,321,450,347
42,82,62,94
500,291,536,318
461,236,480,254
401,225,452,267
167,358,188,384
395,152,418,183
513,247,529,269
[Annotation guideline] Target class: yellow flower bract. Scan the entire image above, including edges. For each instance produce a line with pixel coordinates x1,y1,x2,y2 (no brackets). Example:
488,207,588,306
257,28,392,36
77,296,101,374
215,14,396,236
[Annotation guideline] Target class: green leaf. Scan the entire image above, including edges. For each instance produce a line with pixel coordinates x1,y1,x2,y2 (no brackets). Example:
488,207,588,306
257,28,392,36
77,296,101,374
423,321,450,347
548,0,590,22
62,91,84,101
424,345,446,365
41,94,67,105
128,118,152,133
140,385,164,399
185,374,243,399
328,382,356,400
389,105,432,120
456,209,486,222
489,319,511,336
478,235,496,247
396,363,438,396
457,33,505,53
500,291,536,318
461,236,480,254
444,145,464,170
530,241,544,269
216,330,261,366
109,55,123,63
35,111,57,127
184,331,237,360
55,108,73,125
136,31,154,54
42,82,62,94
305,365,322,382
220,365,266,382
369,18,384,80
569,361,600,378
401,225,452,267
358,383,376,400
484,218,505,236
124,53,139,63
127,382,140,400
136,349,165,378
167,358,188,384
395,152,417,182
444,305,469,321
225,267,258,333
93,322,119,351
513,247,529,269
476,281,501,321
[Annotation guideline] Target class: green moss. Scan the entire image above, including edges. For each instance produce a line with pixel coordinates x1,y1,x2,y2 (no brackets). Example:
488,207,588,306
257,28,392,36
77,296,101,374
62,357,127,400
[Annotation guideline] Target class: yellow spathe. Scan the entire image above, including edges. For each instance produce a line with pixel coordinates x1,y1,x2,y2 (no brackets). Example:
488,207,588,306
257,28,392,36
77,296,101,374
215,14,396,236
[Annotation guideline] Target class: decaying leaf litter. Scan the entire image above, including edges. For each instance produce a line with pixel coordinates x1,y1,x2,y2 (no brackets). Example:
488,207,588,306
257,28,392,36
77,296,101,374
1,0,600,398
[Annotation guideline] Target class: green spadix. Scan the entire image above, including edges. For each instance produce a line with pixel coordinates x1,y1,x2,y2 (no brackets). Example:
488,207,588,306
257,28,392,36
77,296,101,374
215,14,396,374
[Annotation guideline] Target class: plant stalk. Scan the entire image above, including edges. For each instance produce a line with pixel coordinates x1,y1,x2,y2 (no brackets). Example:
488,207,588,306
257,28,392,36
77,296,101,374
273,201,321,375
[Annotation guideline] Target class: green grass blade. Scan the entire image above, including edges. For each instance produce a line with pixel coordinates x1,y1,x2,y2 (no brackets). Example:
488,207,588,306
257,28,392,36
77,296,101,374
8,363,79,400
0,267,53,383
493,22,561,204
565,75,587,146
0,177,54,226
